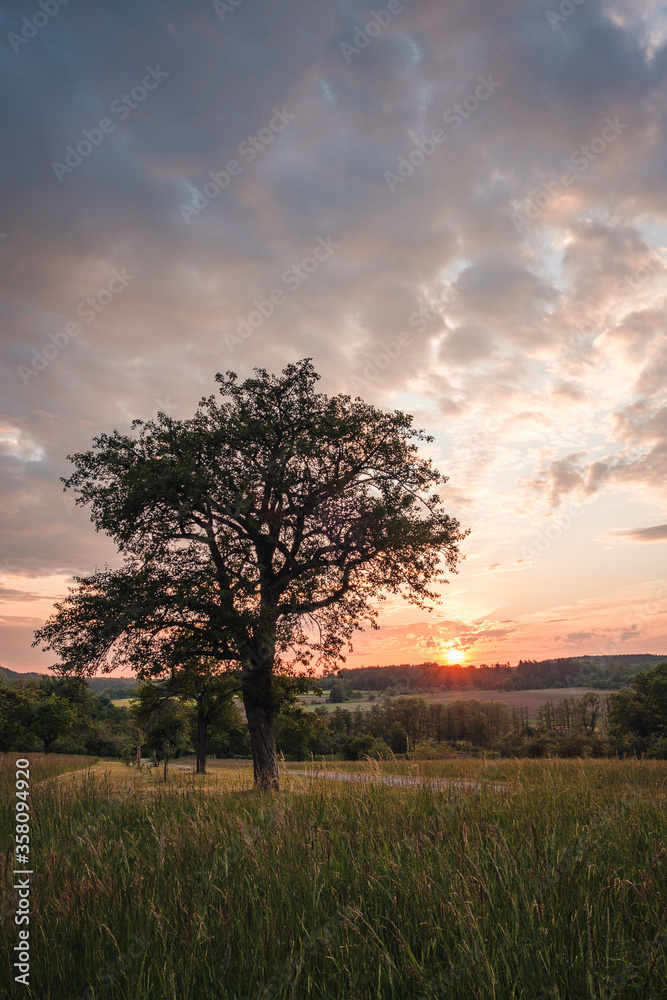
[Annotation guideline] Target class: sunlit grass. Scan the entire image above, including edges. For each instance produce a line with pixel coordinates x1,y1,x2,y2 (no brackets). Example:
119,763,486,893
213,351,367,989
1,755,666,998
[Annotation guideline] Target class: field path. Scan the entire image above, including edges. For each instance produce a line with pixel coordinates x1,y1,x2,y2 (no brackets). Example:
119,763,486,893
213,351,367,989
283,769,507,793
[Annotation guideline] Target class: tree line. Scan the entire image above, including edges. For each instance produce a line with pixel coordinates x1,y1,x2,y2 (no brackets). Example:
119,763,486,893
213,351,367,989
320,654,666,695
3,661,665,762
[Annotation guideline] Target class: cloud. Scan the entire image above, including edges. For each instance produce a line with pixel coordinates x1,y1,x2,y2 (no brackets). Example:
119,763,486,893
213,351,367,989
609,523,667,542
2,0,667,668
0,588,42,602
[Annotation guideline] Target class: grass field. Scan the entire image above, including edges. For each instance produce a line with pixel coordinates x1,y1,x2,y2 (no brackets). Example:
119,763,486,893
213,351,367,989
293,687,615,719
2,753,666,999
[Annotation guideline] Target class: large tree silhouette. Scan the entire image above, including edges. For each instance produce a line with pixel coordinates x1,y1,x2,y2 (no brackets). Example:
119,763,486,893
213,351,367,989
35,359,468,789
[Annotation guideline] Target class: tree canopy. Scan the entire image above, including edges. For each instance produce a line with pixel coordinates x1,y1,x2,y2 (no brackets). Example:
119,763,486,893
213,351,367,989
608,661,667,742
34,358,468,788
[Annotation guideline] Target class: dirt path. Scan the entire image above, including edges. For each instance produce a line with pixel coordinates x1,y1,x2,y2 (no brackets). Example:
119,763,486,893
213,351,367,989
283,769,507,793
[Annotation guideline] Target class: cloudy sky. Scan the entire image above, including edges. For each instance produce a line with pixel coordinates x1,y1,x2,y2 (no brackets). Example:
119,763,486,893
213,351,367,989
2,0,667,674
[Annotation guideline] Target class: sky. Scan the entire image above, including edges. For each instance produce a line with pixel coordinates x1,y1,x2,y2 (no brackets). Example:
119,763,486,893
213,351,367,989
1,0,667,675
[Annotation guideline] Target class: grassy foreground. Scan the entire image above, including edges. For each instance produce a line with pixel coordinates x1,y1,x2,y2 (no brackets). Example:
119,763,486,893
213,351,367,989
1,755,666,999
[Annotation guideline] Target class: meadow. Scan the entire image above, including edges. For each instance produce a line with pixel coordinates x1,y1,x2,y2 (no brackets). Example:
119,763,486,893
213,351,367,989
291,688,611,720
112,687,613,720
1,753,666,999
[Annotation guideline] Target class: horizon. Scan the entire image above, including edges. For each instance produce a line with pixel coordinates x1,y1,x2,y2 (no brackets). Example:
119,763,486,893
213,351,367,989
4,650,667,681
2,1,667,672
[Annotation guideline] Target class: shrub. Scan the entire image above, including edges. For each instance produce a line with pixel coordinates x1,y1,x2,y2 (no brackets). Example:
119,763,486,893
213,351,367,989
343,735,387,760
411,740,457,760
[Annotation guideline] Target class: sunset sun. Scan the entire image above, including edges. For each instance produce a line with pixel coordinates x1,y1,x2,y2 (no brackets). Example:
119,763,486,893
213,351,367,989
444,648,465,665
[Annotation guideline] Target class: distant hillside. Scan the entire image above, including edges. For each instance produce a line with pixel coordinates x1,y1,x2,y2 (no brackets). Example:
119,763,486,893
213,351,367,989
0,666,137,694
0,665,44,684
325,654,667,693
3,653,665,695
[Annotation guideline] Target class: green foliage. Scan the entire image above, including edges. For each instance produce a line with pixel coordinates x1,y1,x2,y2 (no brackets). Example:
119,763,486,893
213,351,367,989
29,693,79,753
410,739,458,760
328,681,348,703
388,721,409,754
343,734,389,760
331,654,667,694
609,661,667,742
0,678,34,751
130,682,190,761
276,707,331,760
206,700,250,757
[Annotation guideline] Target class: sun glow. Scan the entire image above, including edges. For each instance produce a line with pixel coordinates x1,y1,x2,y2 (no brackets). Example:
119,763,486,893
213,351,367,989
444,648,465,664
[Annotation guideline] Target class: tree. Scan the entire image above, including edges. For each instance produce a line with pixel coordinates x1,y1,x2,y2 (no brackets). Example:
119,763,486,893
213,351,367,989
34,359,468,789
276,706,331,760
328,682,347,704
165,657,240,774
608,661,667,741
30,693,78,753
130,682,190,779
388,721,409,754
207,699,250,758
0,679,34,752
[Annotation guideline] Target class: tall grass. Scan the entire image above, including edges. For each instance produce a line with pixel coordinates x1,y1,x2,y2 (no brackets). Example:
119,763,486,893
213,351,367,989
1,756,666,998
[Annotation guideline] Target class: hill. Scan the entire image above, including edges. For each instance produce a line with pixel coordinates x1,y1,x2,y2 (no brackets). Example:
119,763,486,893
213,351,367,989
0,665,137,694
324,654,667,693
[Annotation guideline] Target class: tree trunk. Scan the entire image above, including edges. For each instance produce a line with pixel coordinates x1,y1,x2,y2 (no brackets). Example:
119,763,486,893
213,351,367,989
242,666,279,791
196,704,207,774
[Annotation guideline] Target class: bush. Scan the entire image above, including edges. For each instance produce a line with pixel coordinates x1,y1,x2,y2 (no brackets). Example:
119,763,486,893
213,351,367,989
411,740,457,760
276,708,331,760
328,682,347,704
556,734,592,758
521,735,555,758
343,735,387,760
645,737,667,760
388,722,409,754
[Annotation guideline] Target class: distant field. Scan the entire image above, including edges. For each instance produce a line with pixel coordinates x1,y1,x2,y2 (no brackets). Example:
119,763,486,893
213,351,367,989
423,686,613,717
295,687,615,720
